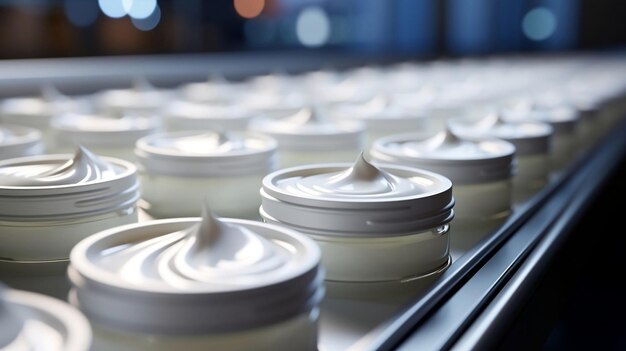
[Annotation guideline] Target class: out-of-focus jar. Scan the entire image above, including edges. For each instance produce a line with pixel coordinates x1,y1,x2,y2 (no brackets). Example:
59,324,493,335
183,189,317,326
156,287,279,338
448,112,553,204
261,154,454,283
135,130,277,219
94,78,173,117
0,124,44,160
370,129,515,253
0,285,91,351
163,100,254,132
68,208,323,351
331,96,434,149
0,148,140,298
50,113,161,161
178,75,244,104
249,107,364,168
0,86,91,148
503,101,580,172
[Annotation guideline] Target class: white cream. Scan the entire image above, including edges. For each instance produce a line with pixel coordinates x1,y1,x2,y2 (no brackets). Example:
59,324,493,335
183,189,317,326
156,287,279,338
261,153,454,283
94,78,173,116
68,207,323,351
448,112,554,204
370,129,515,254
50,113,161,160
331,95,434,149
249,107,364,168
136,131,276,219
0,148,139,298
0,124,44,160
163,100,254,132
0,287,91,351
0,86,91,149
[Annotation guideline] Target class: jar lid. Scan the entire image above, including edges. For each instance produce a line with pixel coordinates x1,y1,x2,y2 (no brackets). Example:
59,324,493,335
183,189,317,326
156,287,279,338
448,112,553,155
0,86,91,128
0,286,91,351
0,147,139,220
94,78,172,115
68,206,323,334
0,124,44,160
164,100,254,131
135,130,277,176
261,153,454,236
502,100,580,134
370,129,515,184
178,75,241,104
332,95,431,132
249,107,364,151
51,114,161,148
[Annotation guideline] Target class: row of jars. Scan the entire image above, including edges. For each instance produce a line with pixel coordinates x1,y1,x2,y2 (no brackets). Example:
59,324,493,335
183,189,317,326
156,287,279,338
1,55,626,351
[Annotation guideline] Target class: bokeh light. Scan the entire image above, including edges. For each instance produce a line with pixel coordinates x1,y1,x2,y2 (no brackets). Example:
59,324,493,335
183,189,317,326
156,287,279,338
296,7,330,47
123,0,157,20
98,0,127,19
234,0,265,19
131,4,161,31
522,7,558,41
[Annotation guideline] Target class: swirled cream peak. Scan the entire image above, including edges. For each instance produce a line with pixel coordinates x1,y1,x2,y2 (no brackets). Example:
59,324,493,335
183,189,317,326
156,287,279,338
454,112,553,139
97,206,291,290
155,132,247,154
287,153,429,198
255,107,352,134
399,128,491,159
0,147,117,186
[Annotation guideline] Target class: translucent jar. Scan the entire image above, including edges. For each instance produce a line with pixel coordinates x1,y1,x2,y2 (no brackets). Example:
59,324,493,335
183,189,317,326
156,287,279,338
260,154,454,283
0,148,140,298
68,208,323,351
94,79,173,117
331,96,433,149
163,100,254,132
0,124,44,160
0,286,91,351
249,107,364,168
50,113,161,161
503,102,580,172
448,113,554,204
136,130,277,219
0,86,91,148
370,129,515,253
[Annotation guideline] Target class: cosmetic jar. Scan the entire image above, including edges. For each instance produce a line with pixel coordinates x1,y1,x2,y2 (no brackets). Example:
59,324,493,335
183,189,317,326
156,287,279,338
68,208,323,351
0,124,44,160
163,100,254,132
94,79,172,117
0,286,91,351
261,154,454,283
136,131,277,219
50,113,161,161
249,107,364,168
0,148,140,298
370,129,515,252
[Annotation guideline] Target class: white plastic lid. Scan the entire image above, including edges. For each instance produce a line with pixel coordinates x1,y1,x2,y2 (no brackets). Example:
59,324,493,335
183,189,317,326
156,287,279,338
51,113,161,148
164,100,254,131
448,113,553,155
0,147,139,220
261,153,454,236
0,124,44,160
94,78,172,115
502,100,580,134
370,129,515,184
68,207,323,334
135,130,277,177
331,95,431,132
0,86,91,129
249,107,364,151
0,286,91,351
178,74,242,104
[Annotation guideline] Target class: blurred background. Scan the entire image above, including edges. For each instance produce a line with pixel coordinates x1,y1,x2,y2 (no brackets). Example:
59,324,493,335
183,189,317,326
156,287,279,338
0,0,625,60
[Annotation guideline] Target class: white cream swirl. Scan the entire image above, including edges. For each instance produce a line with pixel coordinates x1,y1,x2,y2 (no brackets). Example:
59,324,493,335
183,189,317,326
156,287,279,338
0,147,117,186
280,153,429,199
94,207,290,291
253,107,359,135
450,113,553,139
151,132,248,154
399,129,499,159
